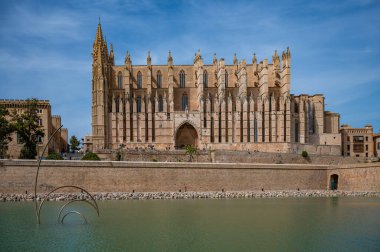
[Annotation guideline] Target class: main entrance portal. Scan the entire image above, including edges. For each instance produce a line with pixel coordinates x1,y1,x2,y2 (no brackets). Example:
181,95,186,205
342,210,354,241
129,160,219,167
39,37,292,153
175,123,198,149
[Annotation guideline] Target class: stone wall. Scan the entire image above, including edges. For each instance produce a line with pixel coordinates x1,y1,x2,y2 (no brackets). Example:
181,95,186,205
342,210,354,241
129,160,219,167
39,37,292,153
1,160,379,194
328,163,380,191
98,149,363,165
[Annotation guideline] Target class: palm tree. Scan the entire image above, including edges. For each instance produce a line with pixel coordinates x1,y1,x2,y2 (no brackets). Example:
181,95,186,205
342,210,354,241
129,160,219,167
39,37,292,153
185,145,197,162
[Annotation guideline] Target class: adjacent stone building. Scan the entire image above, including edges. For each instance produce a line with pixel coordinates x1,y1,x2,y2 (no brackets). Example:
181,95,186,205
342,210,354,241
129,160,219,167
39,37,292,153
90,22,341,154
374,134,380,158
0,99,68,158
340,124,378,158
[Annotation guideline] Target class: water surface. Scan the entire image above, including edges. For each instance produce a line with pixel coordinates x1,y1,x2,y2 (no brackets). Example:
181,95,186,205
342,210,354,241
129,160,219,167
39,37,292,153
1,197,379,251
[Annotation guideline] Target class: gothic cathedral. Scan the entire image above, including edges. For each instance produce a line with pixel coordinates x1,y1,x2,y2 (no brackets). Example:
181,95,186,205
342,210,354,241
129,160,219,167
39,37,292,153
91,22,341,154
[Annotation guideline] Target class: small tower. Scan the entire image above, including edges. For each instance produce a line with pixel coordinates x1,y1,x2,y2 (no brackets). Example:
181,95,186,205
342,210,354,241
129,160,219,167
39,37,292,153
280,47,291,96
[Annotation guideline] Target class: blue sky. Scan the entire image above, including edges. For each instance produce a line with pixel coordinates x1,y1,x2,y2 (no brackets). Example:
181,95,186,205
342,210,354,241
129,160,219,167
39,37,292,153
0,0,379,138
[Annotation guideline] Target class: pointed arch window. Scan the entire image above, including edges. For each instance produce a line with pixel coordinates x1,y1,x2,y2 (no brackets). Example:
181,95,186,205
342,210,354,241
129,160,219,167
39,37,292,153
158,95,163,112
179,70,185,88
295,120,299,143
225,70,228,87
137,96,142,113
115,96,120,113
308,100,315,134
203,70,208,88
137,71,142,89
157,71,162,88
117,72,122,89
294,102,299,113
181,93,188,111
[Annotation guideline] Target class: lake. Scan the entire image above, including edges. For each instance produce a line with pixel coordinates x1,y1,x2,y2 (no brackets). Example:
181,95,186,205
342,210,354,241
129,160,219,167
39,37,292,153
1,197,379,251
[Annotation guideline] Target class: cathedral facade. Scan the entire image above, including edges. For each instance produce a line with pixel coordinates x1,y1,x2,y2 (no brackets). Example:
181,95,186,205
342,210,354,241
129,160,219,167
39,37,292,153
91,23,341,154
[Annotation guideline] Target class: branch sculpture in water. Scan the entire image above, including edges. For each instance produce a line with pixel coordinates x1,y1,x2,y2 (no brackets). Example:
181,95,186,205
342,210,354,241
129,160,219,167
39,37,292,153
34,125,99,224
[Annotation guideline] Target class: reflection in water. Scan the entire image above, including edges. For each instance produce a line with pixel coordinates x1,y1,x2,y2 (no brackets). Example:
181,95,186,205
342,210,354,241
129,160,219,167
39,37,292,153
1,197,380,251
330,196,339,206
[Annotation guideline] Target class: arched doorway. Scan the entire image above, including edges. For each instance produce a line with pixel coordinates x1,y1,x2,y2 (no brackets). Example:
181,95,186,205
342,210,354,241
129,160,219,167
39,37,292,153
175,123,198,149
330,174,339,190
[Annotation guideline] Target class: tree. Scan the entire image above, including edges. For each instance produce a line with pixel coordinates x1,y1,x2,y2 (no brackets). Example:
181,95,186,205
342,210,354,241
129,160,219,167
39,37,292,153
0,105,14,158
185,144,197,162
69,135,80,153
12,98,44,159
82,152,100,161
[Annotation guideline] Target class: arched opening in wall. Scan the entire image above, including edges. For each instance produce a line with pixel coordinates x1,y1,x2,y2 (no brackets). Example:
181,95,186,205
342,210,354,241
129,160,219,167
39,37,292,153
175,123,198,149
330,174,339,190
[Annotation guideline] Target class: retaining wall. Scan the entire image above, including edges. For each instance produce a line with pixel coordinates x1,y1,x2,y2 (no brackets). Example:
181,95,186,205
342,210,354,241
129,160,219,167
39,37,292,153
0,160,379,194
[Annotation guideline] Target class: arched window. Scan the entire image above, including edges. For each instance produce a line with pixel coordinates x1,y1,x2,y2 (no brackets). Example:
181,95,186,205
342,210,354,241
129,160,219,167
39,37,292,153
308,100,314,134
137,96,142,113
157,71,162,88
295,120,299,143
203,70,208,88
181,93,188,111
225,70,228,87
294,102,299,113
158,95,163,112
179,70,185,88
117,72,122,89
115,97,120,113
137,71,142,89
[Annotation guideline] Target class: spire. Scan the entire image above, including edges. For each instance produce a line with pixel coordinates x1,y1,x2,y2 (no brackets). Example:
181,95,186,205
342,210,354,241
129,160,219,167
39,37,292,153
233,53,238,65
252,53,257,65
273,50,280,68
194,49,202,64
125,51,131,67
286,47,291,58
167,50,173,67
109,43,114,65
147,50,151,67
213,53,217,65
94,20,103,47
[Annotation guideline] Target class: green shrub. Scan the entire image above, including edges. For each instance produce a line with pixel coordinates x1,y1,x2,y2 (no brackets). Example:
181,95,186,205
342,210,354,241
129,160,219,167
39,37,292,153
152,158,158,162
301,151,308,158
82,152,100,161
115,152,122,161
46,152,63,160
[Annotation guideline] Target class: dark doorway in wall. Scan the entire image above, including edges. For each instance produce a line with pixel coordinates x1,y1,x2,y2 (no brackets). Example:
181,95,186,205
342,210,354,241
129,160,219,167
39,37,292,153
330,174,339,190
175,123,198,149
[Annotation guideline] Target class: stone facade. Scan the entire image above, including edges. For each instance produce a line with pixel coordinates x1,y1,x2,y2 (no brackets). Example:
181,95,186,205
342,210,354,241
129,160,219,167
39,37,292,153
0,99,68,158
90,22,340,154
340,124,379,158
374,134,380,157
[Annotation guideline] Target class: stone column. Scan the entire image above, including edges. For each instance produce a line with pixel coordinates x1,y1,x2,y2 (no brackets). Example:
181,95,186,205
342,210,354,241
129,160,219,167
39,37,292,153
242,97,248,142
270,95,277,142
264,96,270,142
257,97,263,143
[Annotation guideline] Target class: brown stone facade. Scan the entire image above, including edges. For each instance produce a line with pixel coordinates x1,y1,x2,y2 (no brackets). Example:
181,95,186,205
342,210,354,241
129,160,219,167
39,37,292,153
340,124,379,158
0,99,68,158
90,22,340,154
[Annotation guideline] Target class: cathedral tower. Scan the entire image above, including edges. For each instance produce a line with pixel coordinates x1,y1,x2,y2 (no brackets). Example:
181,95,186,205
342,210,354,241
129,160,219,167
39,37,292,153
92,21,112,150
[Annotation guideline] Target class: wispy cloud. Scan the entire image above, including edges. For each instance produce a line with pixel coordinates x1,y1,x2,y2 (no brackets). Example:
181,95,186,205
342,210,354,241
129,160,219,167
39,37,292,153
0,0,379,137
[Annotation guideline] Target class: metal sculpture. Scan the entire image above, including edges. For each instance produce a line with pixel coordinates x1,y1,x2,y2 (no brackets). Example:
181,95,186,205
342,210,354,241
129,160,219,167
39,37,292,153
61,211,87,224
34,125,99,224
